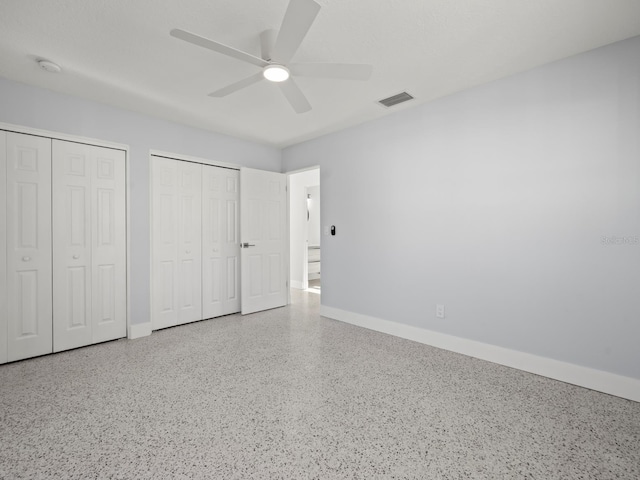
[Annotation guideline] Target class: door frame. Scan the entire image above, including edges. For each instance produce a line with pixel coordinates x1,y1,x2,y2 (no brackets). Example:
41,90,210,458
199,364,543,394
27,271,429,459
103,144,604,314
0,122,131,339
286,165,321,298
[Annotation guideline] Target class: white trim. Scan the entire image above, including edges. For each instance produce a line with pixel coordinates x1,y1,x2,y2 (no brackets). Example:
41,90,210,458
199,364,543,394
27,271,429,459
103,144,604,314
285,165,321,175
290,280,305,290
149,149,240,170
125,143,131,350
0,122,128,152
128,322,152,340
149,155,155,332
320,305,640,403
302,185,311,290
286,175,291,306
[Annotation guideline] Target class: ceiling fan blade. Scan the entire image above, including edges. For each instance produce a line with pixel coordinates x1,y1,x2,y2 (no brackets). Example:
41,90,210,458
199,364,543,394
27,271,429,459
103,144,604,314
278,78,312,113
171,29,268,68
208,72,264,97
290,63,373,80
271,0,321,64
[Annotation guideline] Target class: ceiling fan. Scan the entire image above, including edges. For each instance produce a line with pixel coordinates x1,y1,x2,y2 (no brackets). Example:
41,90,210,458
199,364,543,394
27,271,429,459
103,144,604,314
170,0,373,114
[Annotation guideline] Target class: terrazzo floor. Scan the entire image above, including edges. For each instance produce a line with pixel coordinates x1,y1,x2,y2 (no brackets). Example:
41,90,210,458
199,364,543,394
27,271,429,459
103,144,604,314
1,290,639,479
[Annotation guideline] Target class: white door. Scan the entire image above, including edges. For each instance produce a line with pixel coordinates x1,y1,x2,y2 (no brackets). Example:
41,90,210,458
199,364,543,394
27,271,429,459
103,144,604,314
52,140,126,352
151,157,179,329
52,140,92,351
5,132,53,362
202,165,240,319
151,157,202,329
240,168,288,314
91,145,126,343
0,132,7,364
177,161,202,324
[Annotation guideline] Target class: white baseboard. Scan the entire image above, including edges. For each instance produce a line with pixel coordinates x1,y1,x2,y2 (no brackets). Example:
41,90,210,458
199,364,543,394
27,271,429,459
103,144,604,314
320,305,640,403
128,322,152,340
291,280,305,290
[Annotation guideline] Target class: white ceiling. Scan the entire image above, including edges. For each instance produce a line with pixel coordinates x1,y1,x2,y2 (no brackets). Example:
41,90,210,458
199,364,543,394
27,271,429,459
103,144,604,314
1,0,640,147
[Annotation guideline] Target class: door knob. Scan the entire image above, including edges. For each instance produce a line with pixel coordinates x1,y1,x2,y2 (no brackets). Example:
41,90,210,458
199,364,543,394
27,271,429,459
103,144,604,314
22,256,30,262
73,255,79,259
241,243,255,248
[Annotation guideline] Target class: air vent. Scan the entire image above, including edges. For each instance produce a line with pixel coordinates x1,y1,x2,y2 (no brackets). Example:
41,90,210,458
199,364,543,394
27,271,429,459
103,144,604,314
378,92,414,108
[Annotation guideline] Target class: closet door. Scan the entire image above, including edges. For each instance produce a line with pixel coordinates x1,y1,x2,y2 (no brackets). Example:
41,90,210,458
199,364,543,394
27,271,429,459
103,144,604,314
151,157,202,329
5,132,53,362
176,161,202,324
52,140,126,352
151,157,180,329
91,146,126,343
202,166,240,319
52,141,92,351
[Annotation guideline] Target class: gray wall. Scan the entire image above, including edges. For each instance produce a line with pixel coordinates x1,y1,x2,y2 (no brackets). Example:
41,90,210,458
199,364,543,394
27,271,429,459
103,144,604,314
282,36,640,379
0,77,281,326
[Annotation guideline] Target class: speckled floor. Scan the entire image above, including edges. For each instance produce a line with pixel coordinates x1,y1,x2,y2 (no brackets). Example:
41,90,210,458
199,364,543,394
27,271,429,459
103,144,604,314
1,290,639,479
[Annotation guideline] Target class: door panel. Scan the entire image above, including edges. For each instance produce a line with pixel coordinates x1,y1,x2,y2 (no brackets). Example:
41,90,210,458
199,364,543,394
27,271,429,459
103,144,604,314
6,133,52,361
240,168,287,315
0,132,6,364
53,141,126,351
151,157,202,328
53,143,92,351
152,157,179,329
177,161,202,325
202,166,240,319
91,147,126,343
224,179,240,311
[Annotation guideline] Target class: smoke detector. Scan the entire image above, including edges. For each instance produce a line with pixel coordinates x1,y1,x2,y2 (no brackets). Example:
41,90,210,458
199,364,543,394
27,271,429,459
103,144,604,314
37,59,61,73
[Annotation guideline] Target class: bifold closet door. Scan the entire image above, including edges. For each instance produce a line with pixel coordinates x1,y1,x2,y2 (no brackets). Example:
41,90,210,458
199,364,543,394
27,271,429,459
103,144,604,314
3,132,53,362
151,157,202,329
52,140,126,352
202,166,240,318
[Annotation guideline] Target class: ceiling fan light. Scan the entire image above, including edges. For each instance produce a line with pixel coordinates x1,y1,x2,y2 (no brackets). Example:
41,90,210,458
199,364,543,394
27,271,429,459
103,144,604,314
263,65,290,82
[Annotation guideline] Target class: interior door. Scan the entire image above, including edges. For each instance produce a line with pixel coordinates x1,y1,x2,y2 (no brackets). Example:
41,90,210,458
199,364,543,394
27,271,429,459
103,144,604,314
240,167,288,314
202,165,240,319
6,132,53,362
0,132,7,364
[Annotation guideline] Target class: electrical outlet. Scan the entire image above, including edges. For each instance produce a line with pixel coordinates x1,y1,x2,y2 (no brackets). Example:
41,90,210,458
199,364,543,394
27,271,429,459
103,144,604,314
436,304,445,319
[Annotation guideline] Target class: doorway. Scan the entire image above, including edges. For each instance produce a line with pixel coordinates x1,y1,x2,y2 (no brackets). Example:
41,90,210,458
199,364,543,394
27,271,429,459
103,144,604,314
288,168,320,295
